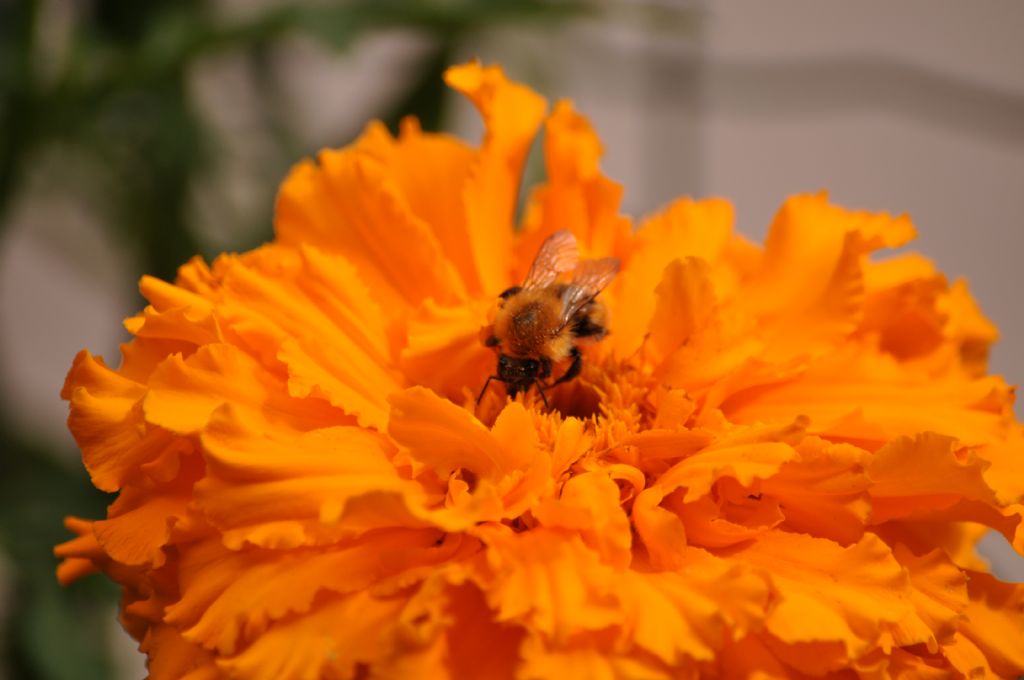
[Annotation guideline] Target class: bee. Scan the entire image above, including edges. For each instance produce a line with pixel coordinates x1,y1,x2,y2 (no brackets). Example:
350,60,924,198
478,230,619,408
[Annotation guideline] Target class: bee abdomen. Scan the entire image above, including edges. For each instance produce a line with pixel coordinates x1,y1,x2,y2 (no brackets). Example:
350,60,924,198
571,302,607,339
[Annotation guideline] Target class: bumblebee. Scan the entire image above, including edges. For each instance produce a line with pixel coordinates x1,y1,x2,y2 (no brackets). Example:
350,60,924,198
478,230,619,408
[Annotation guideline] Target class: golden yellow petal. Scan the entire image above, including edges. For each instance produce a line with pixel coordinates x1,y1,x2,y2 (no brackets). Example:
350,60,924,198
474,527,621,641
957,571,1024,678
63,350,194,492
869,432,997,524
611,198,734,356
444,61,547,295
275,123,467,307
533,471,632,568
729,531,912,657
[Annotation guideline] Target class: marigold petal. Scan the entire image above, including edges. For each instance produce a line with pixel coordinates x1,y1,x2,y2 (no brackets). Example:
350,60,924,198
550,416,593,478
655,419,805,503
940,632,994,679
730,531,912,656
618,428,713,465
612,198,734,356
387,118,484,294
759,436,872,545
444,61,547,294
533,471,631,568
63,350,193,492
942,278,1000,375
632,487,690,570
860,254,947,362
388,387,538,480
879,647,955,680
400,298,495,406
474,527,621,641
647,258,718,367
196,406,439,548
275,123,467,307
723,348,1012,447
884,544,967,653
138,273,216,316
516,100,632,276
130,302,221,349
868,433,997,524
165,531,473,656
957,571,1024,678
215,590,411,680
518,634,673,680
54,517,104,585
621,550,769,664
398,582,515,680
749,192,914,319
92,483,191,568
976,426,1024,506
207,245,402,428
279,338,393,430
718,635,790,680
672,494,783,549
142,624,219,680
143,344,276,434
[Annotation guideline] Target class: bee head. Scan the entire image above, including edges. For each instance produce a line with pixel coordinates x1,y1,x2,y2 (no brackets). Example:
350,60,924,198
497,355,540,381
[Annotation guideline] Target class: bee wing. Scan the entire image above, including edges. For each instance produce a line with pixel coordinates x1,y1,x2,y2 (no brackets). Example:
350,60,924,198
522,230,580,290
558,257,620,328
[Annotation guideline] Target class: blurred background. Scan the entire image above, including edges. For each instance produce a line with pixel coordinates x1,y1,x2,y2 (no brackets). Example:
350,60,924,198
1,1,1023,677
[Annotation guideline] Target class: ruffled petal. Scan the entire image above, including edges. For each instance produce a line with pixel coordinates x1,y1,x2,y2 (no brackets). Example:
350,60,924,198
384,118,484,294
92,478,195,568
53,517,105,585
388,387,539,481
722,347,1013,448
473,526,621,641
444,62,547,294
275,122,468,307
868,432,999,525
883,544,967,653
759,436,872,545
399,297,495,405
743,192,915,359
654,419,806,503
516,100,632,278
533,471,632,568
214,590,412,680
62,350,193,492
957,571,1024,678
620,549,769,664
518,633,674,680
164,531,477,656
142,624,219,680
611,198,734,356
143,343,295,435
730,531,913,658
195,405,441,549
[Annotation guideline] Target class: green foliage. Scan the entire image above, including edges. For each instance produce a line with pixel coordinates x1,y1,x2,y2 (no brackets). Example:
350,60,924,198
0,423,116,680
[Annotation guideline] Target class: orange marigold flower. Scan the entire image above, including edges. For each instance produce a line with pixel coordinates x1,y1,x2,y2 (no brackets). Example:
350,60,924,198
57,62,1024,679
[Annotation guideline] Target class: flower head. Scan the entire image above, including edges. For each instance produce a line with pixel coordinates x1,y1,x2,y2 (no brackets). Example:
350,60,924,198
58,62,1024,679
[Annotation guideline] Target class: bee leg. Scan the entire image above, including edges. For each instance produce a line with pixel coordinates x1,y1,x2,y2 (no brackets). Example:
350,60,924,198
549,346,582,388
476,376,500,405
534,381,550,409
